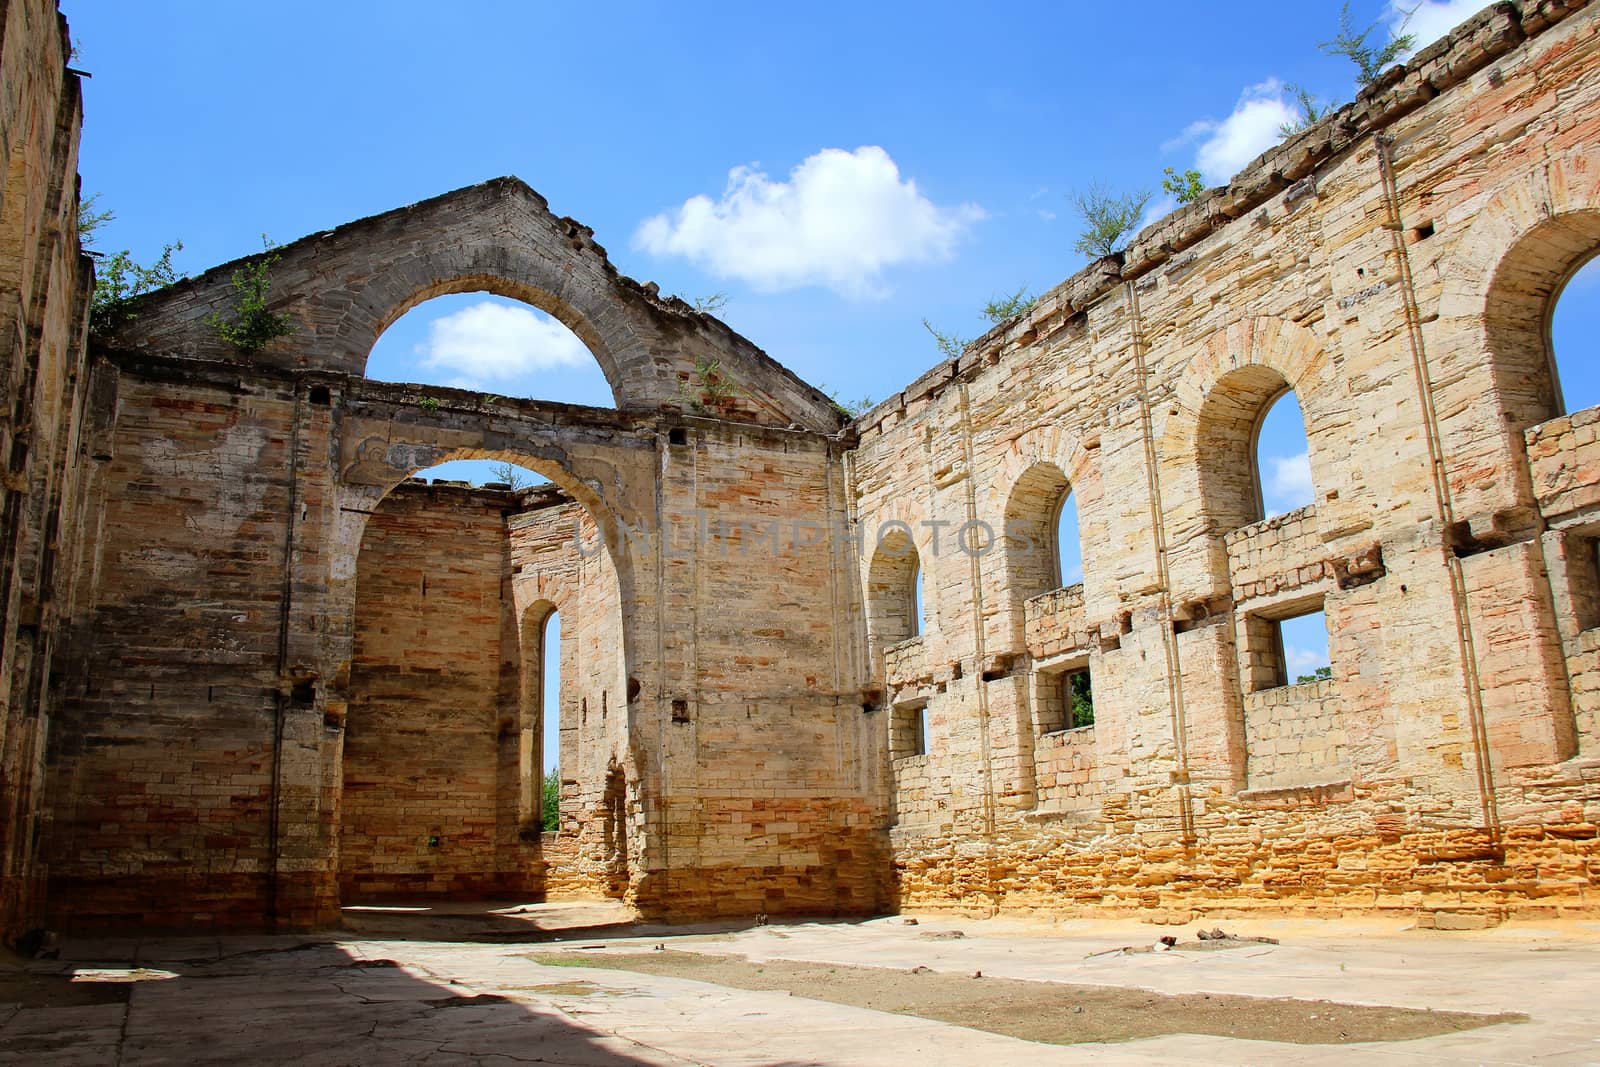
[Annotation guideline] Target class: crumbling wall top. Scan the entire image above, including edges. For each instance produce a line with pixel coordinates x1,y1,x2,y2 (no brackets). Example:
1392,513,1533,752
104,177,845,432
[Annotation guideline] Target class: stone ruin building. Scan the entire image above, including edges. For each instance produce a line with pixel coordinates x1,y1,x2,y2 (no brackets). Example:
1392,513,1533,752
2,0,1600,943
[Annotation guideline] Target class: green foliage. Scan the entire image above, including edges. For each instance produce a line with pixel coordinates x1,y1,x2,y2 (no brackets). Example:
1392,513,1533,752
981,286,1037,325
1161,167,1206,205
678,357,737,413
1279,84,1336,137
541,769,560,832
820,385,875,418
417,396,441,414
921,289,1036,363
1070,185,1152,259
77,194,114,248
921,318,966,360
207,236,295,353
1320,2,1414,86
1295,664,1334,685
490,461,532,489
1068,671,1095,728
691,291,729,314
89,241,183,337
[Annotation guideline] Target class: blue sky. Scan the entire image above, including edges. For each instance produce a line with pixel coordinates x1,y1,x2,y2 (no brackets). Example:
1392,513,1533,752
70,1,1598,712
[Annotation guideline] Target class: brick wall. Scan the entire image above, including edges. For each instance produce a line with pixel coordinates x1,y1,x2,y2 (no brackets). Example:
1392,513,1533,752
855,3,1600,923
0,0,95,941
17,0,1600,938
341,482,526,900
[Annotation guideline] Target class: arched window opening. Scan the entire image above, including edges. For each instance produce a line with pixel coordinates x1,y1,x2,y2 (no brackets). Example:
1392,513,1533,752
1254,389,1314,520
368,292,612,405
1482,210,1600,432
1551,254,1600,417
911,559,926,637
540,609,561,833
366,293,615,488
1195,365,1310,535
1054,489,1084,588
867,526,923,652
1004,463,1075,601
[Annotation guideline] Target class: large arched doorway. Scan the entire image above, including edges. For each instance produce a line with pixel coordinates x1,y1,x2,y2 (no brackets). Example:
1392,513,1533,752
337,289,632,907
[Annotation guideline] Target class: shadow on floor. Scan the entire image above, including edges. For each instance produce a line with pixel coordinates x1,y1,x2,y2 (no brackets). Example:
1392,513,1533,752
2,938,738,1065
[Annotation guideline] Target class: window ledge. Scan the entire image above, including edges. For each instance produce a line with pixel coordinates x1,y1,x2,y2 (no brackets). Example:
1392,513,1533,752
1237,779,1353,806
1039,724,1095,739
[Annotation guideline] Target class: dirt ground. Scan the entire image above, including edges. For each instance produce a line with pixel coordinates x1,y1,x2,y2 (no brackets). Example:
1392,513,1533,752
529,948,1527,1046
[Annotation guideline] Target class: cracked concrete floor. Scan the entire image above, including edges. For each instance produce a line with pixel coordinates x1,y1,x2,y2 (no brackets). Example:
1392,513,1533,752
4,902,1600,1065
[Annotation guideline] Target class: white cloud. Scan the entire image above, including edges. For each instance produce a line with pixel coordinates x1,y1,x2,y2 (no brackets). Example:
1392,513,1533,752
416,301,590,388
1285,644,1325,676
1265,450,1314,513
1181,80,1301,186
1392,0,1483,56
634,146,984,299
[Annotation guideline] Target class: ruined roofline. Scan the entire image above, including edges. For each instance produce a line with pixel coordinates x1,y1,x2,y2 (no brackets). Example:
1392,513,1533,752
852,0,1586,435
389,476,575,514
104,176,846,432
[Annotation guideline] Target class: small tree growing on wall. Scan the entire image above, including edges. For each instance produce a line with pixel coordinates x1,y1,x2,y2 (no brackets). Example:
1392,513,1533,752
89,242,184,337
1161,167,1206,204
1320,2,1414,86
1071,185,1152,259
981,286,1037,324
207,236,295,353
490,462,533,490
1278,84,1336,136
77,193,114,246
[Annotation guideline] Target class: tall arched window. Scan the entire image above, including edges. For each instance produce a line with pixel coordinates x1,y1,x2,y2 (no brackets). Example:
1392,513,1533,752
1550,255,1599,417
1254,389,1315,520
366,292,614,487
1481,210,1600,432
1004,463,1075,600
540,609,562,832
910,558,925,637
1053,488,1084,588
867,525,923,651
1194,366,1320,535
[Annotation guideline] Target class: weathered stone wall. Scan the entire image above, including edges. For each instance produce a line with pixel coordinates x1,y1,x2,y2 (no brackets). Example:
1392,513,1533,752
507,491,630,899
341,482,523,900
44,370,308,930
636,420,886,917
852,1,1600,922
12,0,1600,939
0,0,95,942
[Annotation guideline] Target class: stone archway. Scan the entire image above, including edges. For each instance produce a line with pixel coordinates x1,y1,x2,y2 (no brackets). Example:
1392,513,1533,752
328,401,639,907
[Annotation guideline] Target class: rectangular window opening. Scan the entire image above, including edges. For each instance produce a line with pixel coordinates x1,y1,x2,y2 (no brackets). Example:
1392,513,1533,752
1245,600,1332,692
1062,666,1094,729
892,701,929,760
1569,531,1600,632
1035,660,1094,734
